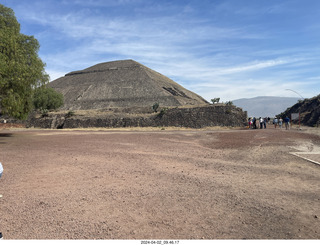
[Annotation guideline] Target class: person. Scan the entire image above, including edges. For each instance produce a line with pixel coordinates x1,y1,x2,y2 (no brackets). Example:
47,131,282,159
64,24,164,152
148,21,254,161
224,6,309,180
263,117,267,128
259,117,263,129
0,162,3,179
273,117,278,128
0,162,2,239
252,117,257,129
0,162,3,198
284,116,290,130
279,117,283,129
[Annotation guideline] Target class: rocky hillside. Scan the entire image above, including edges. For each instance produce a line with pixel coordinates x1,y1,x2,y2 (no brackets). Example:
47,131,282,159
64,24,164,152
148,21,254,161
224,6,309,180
277,94,320,127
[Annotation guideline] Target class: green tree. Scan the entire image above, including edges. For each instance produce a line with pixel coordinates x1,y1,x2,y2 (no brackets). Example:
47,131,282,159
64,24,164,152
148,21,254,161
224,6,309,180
211,98,220,104
33,86,64,111
225,101,234,106
0,4,49,119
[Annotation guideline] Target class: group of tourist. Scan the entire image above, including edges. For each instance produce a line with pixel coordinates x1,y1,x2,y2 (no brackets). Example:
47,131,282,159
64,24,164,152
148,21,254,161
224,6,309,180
248,117,269,129
248,116,291,130
272,116,291,130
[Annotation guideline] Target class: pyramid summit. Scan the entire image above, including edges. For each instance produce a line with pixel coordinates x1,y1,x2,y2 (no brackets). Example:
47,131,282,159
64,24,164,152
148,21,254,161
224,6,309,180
49,59,208,110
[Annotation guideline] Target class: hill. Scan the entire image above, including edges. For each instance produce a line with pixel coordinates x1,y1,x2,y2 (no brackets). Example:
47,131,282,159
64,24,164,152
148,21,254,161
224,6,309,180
278,94,320,127
49,59,208,110
232,96,299,117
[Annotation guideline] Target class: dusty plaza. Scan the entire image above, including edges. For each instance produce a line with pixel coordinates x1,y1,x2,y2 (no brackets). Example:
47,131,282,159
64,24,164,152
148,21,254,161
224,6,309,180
0,125,319,239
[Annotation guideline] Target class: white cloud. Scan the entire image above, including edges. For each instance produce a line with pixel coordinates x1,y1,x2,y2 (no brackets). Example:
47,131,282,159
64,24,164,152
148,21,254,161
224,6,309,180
46,70,66,81
9,0,319,101
217,59,289,74
63,0,142,7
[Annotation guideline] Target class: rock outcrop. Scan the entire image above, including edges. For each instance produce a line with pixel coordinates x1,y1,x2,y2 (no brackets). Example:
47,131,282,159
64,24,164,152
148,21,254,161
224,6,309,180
278,94,320,127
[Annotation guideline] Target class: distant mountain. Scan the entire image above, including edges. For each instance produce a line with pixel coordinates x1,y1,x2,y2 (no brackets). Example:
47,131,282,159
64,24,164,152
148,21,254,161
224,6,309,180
278,94,320,126
232,96,299,117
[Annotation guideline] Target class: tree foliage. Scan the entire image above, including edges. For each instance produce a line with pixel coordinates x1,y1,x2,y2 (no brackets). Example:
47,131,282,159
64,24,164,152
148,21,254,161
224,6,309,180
0,4,49,119
225,101,234,106
211,98,220,104
33,86,64,111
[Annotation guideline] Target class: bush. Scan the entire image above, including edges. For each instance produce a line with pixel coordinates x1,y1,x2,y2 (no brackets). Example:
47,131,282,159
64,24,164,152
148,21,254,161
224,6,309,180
152,102,159,113
66,110,75,117
158,107,168,118
40,108,49,117
211,98,220,104
33,87,64,110
225,101,234,106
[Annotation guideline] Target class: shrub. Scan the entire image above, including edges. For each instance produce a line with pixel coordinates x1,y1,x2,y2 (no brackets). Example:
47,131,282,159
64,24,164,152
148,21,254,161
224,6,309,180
66,110,75,117
225,101,234,106
211,98,220,104
33,87,64,110
158,107,168,118
40,108,49,117
152,102,159,112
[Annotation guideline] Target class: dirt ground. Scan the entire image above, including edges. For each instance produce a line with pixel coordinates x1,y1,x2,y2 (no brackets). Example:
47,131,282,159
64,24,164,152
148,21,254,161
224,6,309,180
0,124,319,240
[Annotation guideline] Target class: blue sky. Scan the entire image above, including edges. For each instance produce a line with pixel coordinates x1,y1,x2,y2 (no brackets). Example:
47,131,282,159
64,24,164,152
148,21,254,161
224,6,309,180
2,0,320,101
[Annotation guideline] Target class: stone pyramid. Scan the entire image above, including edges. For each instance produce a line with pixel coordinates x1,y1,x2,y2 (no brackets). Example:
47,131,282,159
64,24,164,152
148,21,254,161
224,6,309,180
49,59,208,110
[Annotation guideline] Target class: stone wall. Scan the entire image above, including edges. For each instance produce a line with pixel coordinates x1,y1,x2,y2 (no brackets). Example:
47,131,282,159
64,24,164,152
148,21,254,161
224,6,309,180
26,105,247,129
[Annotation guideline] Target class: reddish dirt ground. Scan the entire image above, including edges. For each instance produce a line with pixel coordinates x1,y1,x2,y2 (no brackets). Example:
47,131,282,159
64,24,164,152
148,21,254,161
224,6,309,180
0,125,319,239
